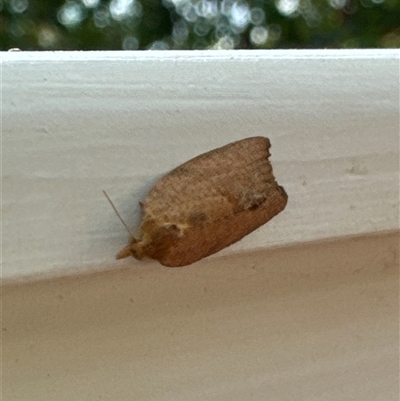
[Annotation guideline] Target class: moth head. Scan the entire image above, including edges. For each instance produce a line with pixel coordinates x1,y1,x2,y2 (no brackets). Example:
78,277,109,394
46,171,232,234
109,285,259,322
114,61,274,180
116,239,141,260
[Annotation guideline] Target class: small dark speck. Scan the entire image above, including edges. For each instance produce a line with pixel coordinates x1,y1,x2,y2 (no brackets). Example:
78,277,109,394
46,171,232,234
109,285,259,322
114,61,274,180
346,164,368,176
167,224,180,234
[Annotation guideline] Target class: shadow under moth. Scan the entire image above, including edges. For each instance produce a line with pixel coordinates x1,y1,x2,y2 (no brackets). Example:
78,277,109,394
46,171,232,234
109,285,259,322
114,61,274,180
112,136,288,267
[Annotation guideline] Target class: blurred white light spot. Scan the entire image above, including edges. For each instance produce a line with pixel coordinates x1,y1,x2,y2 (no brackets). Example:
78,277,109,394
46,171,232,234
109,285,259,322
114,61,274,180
195,0,218,19
58,1,84,27
303,9,321,27
220,0,234,16
93,7,110,27
166,0,187,7
250,7,265,25
38,26,58,48
220,35,235,49
9,21,25,37
110,0,142,20
173,20,189,44
371,0,384,4
250,26,268,45
275,0,299,16
215,23,230,39
122,35,139,49
329,0,347,9
10,0,29,13
132,1,143,17
230,2,250,30
82,0,99,7
182,4,198,22
212,35,235,49
148,40,169,50
299,0,321,27
194,19,211,36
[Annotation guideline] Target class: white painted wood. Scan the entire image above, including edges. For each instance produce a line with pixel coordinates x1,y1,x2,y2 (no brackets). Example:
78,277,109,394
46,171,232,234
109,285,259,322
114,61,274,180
2,49,399,281
3,233,399,401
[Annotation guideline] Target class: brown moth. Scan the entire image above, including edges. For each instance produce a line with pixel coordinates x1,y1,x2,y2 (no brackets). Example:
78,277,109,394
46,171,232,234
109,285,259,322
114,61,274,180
115,136,288,267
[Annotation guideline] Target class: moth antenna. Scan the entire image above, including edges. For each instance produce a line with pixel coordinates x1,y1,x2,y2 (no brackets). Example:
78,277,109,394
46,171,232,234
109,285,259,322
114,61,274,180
103,190,136,241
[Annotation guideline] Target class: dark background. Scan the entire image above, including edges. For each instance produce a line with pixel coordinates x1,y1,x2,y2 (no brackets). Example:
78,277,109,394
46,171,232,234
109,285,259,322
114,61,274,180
1,0,399,50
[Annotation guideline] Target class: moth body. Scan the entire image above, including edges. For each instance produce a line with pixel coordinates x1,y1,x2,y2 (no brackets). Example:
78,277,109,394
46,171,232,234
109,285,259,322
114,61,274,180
117,136,288,267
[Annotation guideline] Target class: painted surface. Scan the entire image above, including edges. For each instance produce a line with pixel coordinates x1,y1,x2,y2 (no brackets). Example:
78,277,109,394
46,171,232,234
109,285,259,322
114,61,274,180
3,232,399,400
2,50,399,280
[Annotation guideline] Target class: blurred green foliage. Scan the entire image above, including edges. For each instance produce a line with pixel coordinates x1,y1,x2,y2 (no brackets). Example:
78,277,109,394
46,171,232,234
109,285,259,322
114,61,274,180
1,0,399,50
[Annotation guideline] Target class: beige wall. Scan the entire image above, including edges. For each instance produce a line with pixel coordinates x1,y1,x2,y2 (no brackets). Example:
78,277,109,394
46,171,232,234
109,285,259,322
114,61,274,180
3,231,399,400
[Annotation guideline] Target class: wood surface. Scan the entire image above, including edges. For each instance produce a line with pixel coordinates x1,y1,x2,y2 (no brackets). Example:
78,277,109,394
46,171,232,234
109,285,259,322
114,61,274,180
2,49,399,279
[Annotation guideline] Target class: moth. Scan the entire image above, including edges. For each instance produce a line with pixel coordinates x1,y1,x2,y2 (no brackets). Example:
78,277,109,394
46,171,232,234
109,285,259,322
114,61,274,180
109,136,288,267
